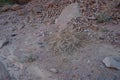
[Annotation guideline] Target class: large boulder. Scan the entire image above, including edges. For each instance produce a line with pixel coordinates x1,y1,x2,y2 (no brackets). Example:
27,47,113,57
55,3,81,30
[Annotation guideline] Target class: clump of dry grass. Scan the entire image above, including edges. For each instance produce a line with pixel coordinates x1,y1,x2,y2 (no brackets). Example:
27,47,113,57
45,25,90,55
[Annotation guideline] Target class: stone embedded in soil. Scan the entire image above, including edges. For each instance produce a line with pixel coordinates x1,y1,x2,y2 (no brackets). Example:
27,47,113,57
55,2,81,30
11,33,17,37
1,5,11,12
0,38,9,49
49,68,58,73
33,6,42,13
18,10,25,16
103,56,120,70
11,4,21,11
0,61,11,80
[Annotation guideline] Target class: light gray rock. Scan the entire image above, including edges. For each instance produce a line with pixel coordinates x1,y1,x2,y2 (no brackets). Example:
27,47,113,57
26,65,52,80
0,61,11,80
55,3,81,30
49,68,58,73
103,56,120,70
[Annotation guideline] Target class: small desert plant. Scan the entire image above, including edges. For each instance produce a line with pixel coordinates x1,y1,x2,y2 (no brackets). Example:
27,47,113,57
45,25,90,55
101,27,109,32
96,12,111,23
14,54,39,63
0,0,12,5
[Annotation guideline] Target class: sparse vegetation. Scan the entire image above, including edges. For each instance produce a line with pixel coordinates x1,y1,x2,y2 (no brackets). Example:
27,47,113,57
0,0,12,5
15,54,39,63
101,27,109,32
45,25,90,55
96,12,111,23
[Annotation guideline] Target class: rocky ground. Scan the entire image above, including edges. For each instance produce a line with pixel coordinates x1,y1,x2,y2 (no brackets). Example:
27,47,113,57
0,0,120,80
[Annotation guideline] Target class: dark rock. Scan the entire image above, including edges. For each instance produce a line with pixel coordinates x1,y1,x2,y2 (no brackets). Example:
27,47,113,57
1,5,11,12
11,0,31,5
0,37,9,49
33,6,42,13
0,61,11,80
11,33,17,37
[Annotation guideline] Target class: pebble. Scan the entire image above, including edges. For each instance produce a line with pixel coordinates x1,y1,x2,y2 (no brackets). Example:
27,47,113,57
49,68,58,73
33,6,42,13
11,4,21,11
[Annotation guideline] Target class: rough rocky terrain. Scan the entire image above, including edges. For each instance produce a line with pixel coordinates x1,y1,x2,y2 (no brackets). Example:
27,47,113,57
0,0,120,80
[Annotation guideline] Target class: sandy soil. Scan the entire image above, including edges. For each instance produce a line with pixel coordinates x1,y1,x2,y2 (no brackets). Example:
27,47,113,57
0,0,120,80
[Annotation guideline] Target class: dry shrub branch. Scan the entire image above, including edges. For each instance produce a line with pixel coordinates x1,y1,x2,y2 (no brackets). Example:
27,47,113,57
45,25,90,55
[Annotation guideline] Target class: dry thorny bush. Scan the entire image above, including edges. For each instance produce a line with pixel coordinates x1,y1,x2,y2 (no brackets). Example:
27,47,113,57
45,24,91,55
